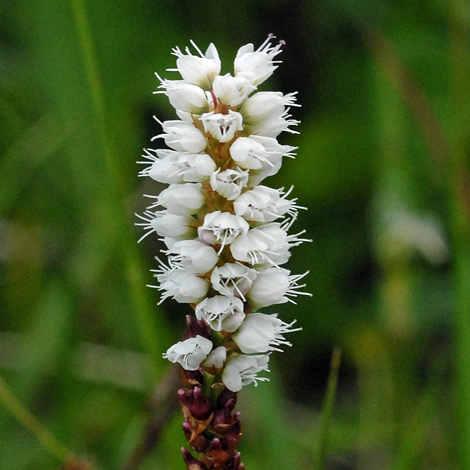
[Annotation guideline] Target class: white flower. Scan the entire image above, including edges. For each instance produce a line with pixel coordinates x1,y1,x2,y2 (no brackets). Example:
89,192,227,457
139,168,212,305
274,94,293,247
200,110,243,142
135,210,196,242
139,149,217,184
140,38,308,393
246,267,311,308
195,296,245,332
156,80,209,114
210,167,249,200
233,185,299,223
198,211,249,251
202,346,227,369
163,335,213,371
170,41,221,90
234,35,284,86
244,109,300,138
212,74,256,107
230,135,294,171
155,120,207,153
150,183,205,216
232,313,301,354
247,160,283,187
222,354,270,392
229,136,271,170
241,91,299,125
153,264,209,304
230,224,292,267
166,239,218,274
211,263,257,300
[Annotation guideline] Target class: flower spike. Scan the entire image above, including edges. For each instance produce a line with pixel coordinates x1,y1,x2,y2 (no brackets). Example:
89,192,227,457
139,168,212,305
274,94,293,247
137,36,309,470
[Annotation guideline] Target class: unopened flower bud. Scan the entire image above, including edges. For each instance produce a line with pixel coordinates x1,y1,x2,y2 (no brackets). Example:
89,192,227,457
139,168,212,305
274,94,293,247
202,346,227,370
156,183,205,216
240,91,298,125
217,388,238,410
221,418,242,452
224,452,244,470
184,315,211,340
168,240,219,274
158,121,207,153
180,386,212,421
181,448,208,470
158,81,209,114
212,74,255,107
210,398,236,435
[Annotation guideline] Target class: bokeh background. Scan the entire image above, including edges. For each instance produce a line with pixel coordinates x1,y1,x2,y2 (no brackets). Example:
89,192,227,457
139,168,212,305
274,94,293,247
1,0,470,469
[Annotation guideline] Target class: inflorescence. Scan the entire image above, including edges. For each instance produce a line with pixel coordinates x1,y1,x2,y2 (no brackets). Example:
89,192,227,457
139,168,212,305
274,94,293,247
137,35,311,470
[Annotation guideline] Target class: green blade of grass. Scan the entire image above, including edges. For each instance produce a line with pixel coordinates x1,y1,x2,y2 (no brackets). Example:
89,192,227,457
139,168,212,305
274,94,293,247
68,0,169,373
0,374,76,465
312,346,341,470
448,0,470,467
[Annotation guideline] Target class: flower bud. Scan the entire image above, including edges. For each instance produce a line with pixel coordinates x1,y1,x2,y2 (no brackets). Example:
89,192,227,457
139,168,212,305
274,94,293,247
210,398,236,435
156,183,205,216
212,74,255,107
240,91,298,125
224,452,245,470
151,211,197,240
180,386,213,421
182,422,210,452
184,315,211,340
181,448,208,470
156,268,209,304
246,267,290,307
217,388,237,409
159,81,209,114
202,346,227,370
221,418,242,452
168,240,219,274
140,150,216,184
158,121,207,153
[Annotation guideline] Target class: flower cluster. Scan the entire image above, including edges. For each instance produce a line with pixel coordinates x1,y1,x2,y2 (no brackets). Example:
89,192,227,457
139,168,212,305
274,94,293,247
138,35,310,391
137,35,309,469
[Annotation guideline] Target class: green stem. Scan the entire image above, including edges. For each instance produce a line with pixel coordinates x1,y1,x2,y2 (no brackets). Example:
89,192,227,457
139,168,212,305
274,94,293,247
0,374,76,464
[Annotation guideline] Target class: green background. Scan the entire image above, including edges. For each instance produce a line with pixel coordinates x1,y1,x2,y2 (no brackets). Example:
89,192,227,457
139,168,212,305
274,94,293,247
1,0,469,469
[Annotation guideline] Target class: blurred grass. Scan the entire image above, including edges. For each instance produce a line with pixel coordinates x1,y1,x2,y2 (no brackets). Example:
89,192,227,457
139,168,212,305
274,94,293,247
0,0,469,469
